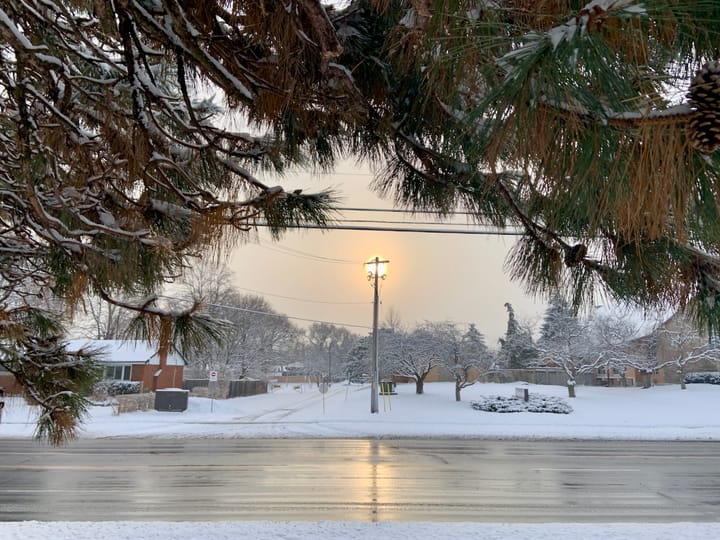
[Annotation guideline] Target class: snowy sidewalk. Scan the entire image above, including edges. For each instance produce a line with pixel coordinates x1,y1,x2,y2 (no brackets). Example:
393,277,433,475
2,521,720,540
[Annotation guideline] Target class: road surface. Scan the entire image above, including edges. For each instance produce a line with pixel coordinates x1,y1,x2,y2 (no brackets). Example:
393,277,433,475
0,438,718,522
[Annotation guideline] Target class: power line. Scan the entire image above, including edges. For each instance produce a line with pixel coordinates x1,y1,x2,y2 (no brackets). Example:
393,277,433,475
159,295,372,331
337,218,489,227
336,206,478,216
234,286,369,305
255,241,358,264
255,222,524,235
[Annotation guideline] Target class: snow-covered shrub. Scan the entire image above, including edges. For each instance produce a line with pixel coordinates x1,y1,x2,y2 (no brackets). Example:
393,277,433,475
684,372,720,385
94,381,141,396
471,394,573,414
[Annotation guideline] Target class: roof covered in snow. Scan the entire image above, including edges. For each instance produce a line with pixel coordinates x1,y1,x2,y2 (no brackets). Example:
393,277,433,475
65,339,185,366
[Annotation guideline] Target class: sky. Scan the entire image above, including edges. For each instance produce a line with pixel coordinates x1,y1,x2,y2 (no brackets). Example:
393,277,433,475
2,382,720,539
227,160,549,345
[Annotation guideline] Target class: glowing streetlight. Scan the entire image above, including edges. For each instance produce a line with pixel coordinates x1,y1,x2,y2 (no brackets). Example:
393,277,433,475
365,256,389,414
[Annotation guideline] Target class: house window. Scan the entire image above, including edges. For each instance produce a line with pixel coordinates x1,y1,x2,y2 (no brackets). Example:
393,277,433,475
597,366,621,375
104,365,132,381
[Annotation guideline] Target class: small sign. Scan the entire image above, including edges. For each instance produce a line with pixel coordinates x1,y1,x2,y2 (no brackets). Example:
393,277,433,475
515,387,529,402
209,370,218,382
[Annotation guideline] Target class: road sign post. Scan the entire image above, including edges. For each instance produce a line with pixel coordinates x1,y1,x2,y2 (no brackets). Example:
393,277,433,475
209,371,218,412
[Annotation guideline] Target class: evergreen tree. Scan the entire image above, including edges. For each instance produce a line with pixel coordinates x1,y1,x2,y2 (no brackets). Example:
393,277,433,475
0,0,338,443
339,1,720,334
498,303,538,369
346,337,371,383
461,324,490,363
539,295,582,345
537,295,591,397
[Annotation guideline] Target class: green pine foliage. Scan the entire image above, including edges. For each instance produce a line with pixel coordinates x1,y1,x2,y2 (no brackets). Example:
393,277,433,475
0,0,341,443
339,1,720,334
498,303,538,368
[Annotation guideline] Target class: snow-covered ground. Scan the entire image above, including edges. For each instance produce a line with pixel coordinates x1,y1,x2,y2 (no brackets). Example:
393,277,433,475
3,382,720,539
3,380,720,441
2,521,719,540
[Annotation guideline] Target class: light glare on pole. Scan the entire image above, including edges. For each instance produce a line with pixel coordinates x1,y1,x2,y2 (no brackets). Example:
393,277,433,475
365,256,389,414
366,258,388,279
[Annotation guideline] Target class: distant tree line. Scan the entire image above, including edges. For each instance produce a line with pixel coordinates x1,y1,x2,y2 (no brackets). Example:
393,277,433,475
71,264,719,403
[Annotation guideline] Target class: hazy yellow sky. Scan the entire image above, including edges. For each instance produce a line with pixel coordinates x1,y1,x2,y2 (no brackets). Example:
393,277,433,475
229,161,548,346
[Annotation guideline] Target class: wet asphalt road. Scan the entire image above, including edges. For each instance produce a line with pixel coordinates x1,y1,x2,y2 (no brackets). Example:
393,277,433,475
0,438,718,522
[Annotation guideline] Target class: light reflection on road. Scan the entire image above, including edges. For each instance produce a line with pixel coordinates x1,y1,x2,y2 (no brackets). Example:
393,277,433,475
0,439,719,522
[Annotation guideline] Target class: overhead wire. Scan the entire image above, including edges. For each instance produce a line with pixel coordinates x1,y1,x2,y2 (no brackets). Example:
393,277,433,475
254,240,359,264
334,206,478,216
159,295,373,330
223,205,522,327
234,286,369,305
254,222,524,235
336,218,492,227
253,203,523,235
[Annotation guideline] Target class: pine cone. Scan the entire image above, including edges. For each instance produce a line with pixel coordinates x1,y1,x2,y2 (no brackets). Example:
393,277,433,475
688,109,720,153
687,62,720,153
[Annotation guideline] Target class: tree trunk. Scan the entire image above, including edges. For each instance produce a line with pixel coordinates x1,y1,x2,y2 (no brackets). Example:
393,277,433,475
455,383,461,402
567,383,576,398
415,378,424,394
643,370,652,389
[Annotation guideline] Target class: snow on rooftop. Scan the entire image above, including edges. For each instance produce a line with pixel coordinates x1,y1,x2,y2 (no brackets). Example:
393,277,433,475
64,339,184,366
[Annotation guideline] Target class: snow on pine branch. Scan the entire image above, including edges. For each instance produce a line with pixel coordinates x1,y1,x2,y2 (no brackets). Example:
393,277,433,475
498,0,647,73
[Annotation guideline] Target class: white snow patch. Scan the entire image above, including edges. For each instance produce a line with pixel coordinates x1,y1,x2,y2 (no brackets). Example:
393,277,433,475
0,521,718,540
2,382,720,441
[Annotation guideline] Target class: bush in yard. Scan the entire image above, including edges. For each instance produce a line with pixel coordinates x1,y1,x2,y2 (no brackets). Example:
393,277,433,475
94,381,141,396
684,372,720,385
471,394,573,414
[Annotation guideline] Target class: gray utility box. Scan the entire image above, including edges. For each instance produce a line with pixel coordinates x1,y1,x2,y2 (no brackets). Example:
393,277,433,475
154,389,189,412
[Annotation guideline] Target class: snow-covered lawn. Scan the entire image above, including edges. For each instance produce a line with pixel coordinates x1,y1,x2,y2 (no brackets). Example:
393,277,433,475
2,381,719,441
3,383,720,539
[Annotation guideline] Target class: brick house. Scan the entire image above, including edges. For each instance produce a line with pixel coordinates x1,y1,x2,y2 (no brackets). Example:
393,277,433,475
1,339,184,394
645,313,720,385
67,339,185,391
0,367,23,394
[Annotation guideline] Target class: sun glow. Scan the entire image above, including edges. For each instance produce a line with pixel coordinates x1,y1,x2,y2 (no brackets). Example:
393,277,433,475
365,256,389,279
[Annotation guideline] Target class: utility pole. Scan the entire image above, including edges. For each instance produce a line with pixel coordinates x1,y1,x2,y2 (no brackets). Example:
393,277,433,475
367,256,389,414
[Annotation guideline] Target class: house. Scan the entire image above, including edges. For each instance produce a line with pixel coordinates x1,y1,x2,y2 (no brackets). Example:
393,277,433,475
269,363,307,383
0,365,23,394
648,313,720,384
624,311,720,386
66,339,185,391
